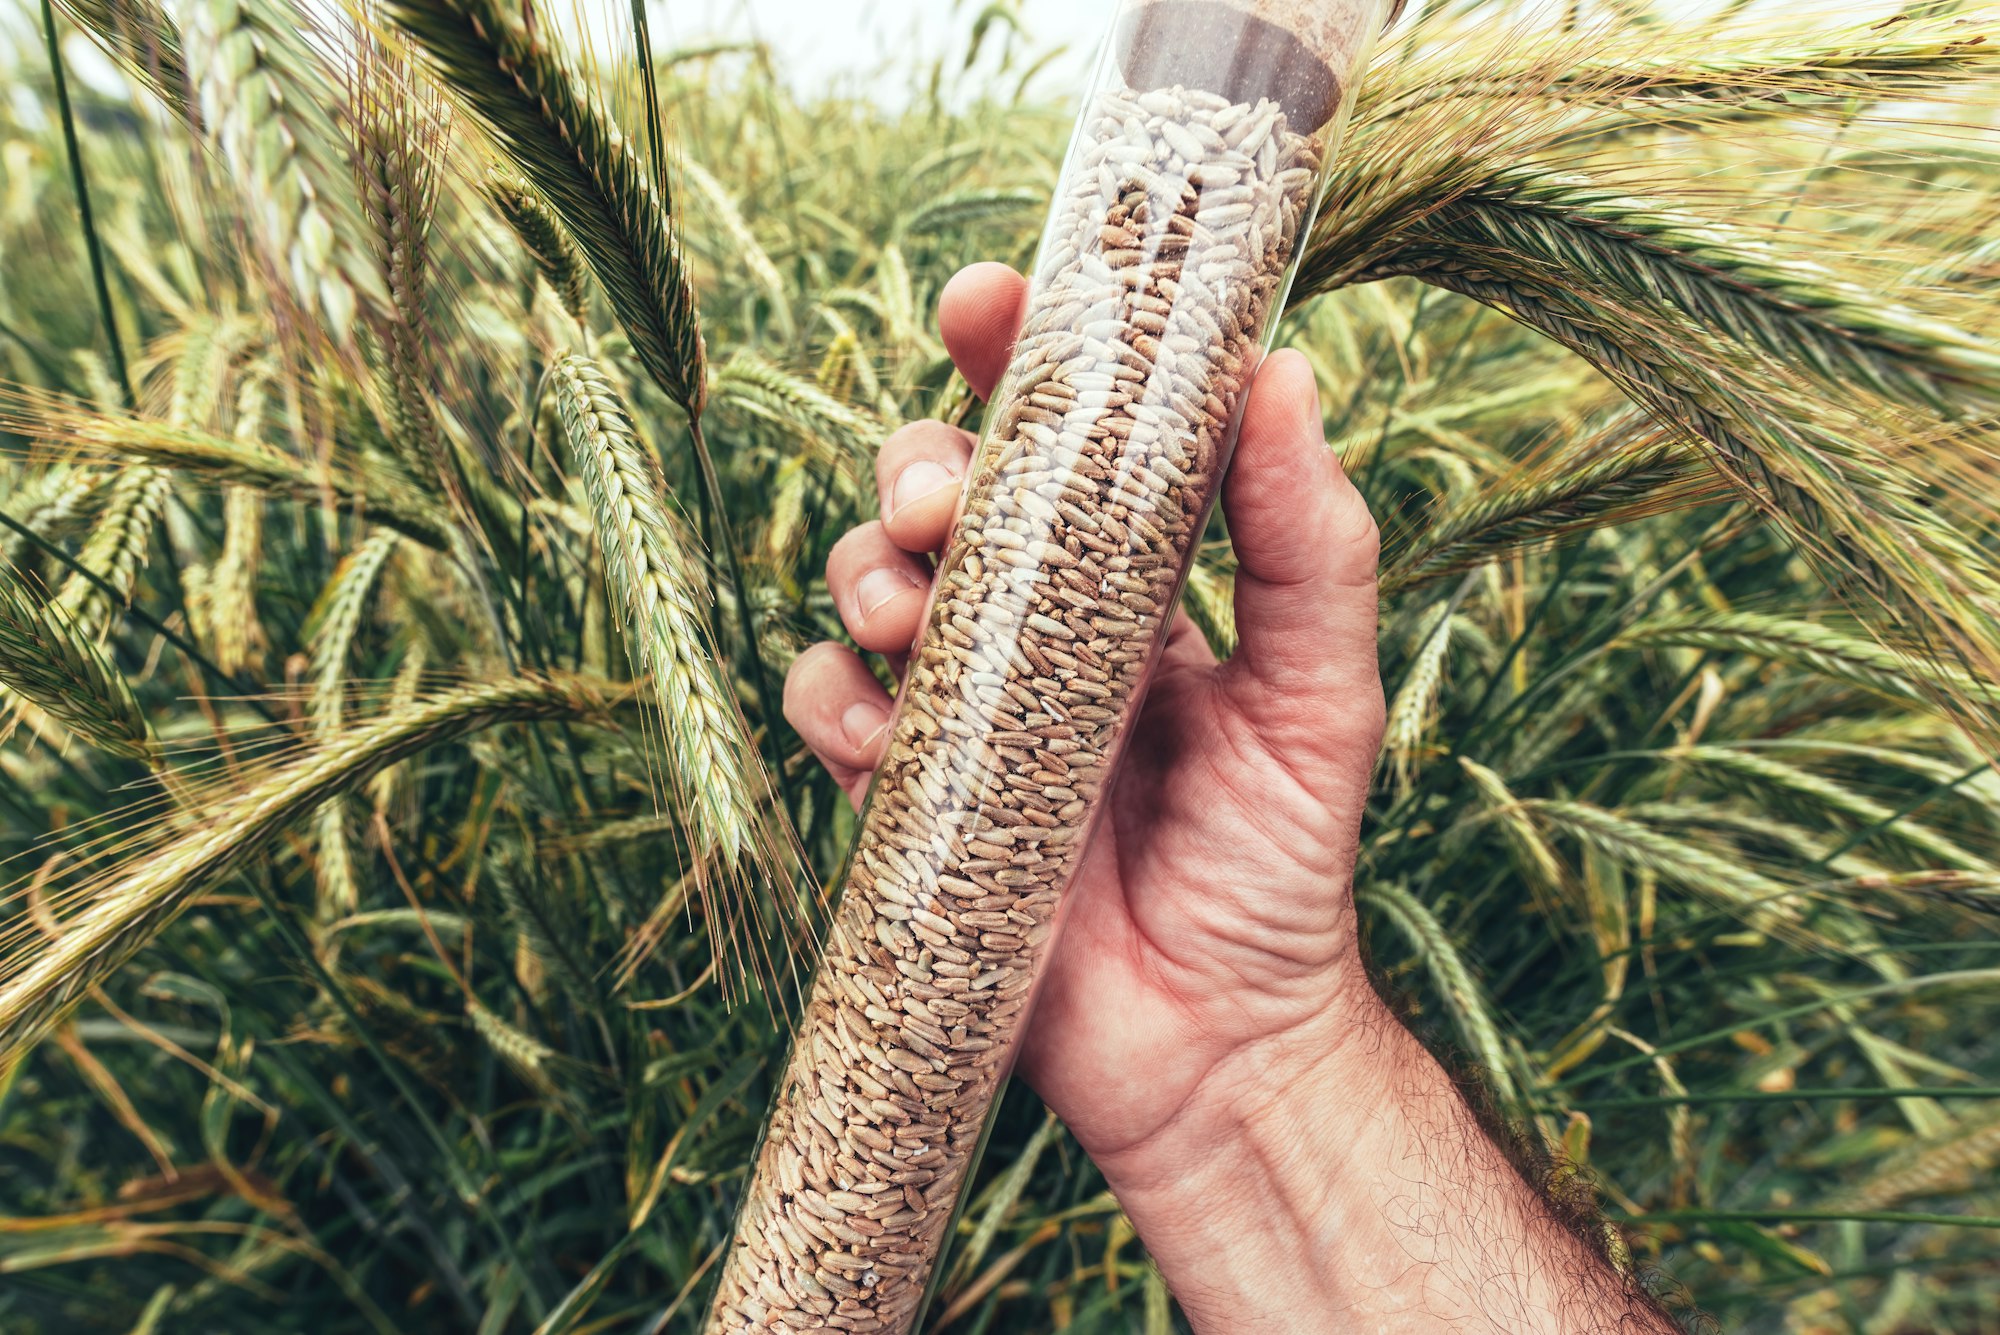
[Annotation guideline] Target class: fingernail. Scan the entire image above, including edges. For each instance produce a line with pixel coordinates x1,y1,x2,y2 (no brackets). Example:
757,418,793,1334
840,699,890,752
890,460,957,518
855,566,917,621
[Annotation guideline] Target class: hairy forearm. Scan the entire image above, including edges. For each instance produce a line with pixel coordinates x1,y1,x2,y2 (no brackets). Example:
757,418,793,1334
1097,980,1675,1333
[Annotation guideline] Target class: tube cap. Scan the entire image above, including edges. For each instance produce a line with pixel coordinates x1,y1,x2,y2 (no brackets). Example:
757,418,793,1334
1115,0,1392,132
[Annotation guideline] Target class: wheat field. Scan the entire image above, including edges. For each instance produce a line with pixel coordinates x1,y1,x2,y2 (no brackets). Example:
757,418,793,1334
1,0,1998,1330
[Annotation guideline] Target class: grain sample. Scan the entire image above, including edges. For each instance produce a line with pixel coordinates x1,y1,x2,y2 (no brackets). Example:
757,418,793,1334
708,75,1331,1333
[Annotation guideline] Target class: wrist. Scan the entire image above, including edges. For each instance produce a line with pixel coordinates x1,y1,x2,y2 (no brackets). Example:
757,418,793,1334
1095,968,1676,1335
1091,967,1405,1330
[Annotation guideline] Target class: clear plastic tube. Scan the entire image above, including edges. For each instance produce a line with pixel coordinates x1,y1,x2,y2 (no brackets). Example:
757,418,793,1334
708,3,1391,1329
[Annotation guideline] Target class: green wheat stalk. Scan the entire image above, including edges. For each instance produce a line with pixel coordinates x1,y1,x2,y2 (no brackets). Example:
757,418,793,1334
551,352,799,990
683,159,792,337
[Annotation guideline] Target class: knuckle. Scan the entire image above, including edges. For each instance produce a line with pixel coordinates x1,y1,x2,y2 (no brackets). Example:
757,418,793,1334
1345,502,1381,562
1328,481,1381,573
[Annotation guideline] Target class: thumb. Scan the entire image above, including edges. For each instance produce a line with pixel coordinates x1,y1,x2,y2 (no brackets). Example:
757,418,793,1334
1218,350,1384,748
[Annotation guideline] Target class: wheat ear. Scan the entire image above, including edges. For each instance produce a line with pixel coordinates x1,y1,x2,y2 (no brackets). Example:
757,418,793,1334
550,353,759,867
206,485,265,674
306,529,402,919
484,171,588,321
3,393,453,550
1523,798,1801,939
53,0,191,121
1619,612,1988,712
0,468,98,568
185,0,385,340
1393,171,2000,411
389,0,706,414
206,372,276,675
0,674,602,1063
1673,745,1990,875
682,159,791,338
0,573,155,762
1824,1110,2000,1213
899,186,1044,238
354,39,456,496
1458,758,1571,914
1383,602,1454,797
713,351,880,475
1376,12,2000,117
1376,262,2000,691
1384,434,1708,595
55,464,168,636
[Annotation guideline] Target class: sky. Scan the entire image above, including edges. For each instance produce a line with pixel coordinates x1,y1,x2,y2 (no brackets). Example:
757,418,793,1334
0,0,1115,99
648,0,1114,97
5,0,1754,105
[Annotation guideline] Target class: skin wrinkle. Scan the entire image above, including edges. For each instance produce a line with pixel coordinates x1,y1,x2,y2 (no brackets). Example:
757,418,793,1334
1144,673,1370,890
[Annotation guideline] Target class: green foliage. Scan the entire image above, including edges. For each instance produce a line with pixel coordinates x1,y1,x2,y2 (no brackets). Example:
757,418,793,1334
1,2,1997,1332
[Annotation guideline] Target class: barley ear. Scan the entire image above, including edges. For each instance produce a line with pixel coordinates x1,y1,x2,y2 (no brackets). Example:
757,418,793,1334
185,0,386,341
390,0,706,414
485,171,588,322
0,674,602,1065
0,573,156,763
550,353,797,988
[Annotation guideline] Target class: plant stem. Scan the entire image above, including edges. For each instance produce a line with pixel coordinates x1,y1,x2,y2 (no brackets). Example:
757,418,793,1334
40,0,135,408
1545,1086,2000,1111
1628,1209,2000,1231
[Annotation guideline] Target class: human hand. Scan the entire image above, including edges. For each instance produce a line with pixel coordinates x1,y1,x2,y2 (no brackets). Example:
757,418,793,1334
781,260,1385,1171
785,264,1673,1332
